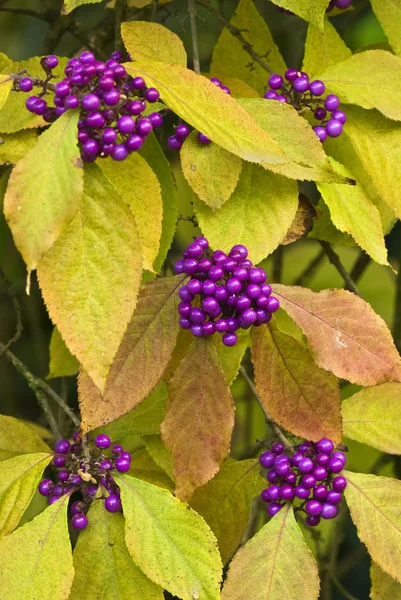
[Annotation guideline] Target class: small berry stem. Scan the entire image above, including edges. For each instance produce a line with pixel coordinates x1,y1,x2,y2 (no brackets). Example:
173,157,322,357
188,0,201,74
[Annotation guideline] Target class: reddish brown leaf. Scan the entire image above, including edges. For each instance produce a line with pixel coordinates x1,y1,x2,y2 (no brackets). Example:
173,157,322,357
252,321,342,442
161,337,235,501
79,274,185,433
274,285,401,386
281,194,316,245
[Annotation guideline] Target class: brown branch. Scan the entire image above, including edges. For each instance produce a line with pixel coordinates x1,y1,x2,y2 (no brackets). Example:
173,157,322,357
294,248,325,287
319,241,361,297
188,0,201,73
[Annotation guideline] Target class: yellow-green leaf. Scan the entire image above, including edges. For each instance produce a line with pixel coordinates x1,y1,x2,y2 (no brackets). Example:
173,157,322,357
270,0,328,30
62,0,102,14
221,503,320,600
190,458,264,564
0,453,52,537
121,21,187,67
302,18,351,77
47,326,79,379
0,495,74,599
371,561,401,600
211,0,286,95
123,60,288,166
4,110,83,273
37,164,142,392
370,0,401,57
162,337,235,501
78,274,185,432
345,471,401,584
194,162,298,264
342,383,401,454
317,157,389,266
318,50,401,121
238,98,348,183
0,75,13,112
142,434,174,480
215,328,250,386
118,474,222,600
70,501,163,600
0,53,11,72
181,131,242,211
252,321,342,443
0,130,38,165
129,447,174,491
100,152,163,271
212,76,259,99
0,415,51,461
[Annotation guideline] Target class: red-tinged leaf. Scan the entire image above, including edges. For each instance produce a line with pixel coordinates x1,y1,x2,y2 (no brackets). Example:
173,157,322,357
273,285,401,386
161,337,235,501
252,321,342,442
78,274,185,433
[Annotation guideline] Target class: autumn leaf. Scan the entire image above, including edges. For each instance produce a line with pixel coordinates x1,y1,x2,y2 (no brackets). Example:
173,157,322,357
371,561,401,600
121,21,187,66
302,18,351,77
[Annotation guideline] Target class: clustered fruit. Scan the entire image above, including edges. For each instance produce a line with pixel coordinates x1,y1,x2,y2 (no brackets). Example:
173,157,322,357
277,0,351,14
174,238,280,346
167,77,231,150
259,438,347,526
264,69,346,142
18,52,163,162
38,433,132,530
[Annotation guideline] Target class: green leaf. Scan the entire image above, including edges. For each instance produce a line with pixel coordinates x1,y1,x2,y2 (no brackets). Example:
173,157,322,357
162,337,235,501
270,0,328,30
252,321,342,443
123,60,288,166
344,471,401,584
215,328,250,386
0,415,51,461
118,474,223,600
121,21,187,67
0,53,11,72
317,158,389,266
47,326,79,379
181,131,242,211
139,132,178,272
0,130,38,165
238,98,348,183
129,447,174,491
221,503,320,600
274,284,401,386
0,495,74,599
62,0,102,14
0,453,52,537
337,106,401,222
342,383,401,454
142,434,174,480
37,164,142,392
100,152,163,272
318,50,401,121
211,0,286,95
308,197,355,246
0,75,13,112
370,0,401,57
371,561,401,600
78,274,185,432
4,110,84,274
302,18,351,77
70,500,163,600
194,162,298,264
190,458,264,564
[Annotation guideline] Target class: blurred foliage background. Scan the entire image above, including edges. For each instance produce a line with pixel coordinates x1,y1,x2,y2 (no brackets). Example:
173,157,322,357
0,1,399,597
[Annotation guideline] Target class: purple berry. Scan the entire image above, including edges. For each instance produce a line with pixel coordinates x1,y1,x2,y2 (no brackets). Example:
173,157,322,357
99,76,115,91
264,90,278,100
105,494,122,513
186,243,203,259
236,296,252,312
168,135,183,151
58,470,69,483
314,124,327,143
48,496,59,505
148,112,163,128
302,474,317,489
190,308,207,324
276,461,290,476
202,322,215,336
136,117,152,137
202,297,220,315
100,460,113,471
295,486,310,500
316,453,330,466
126,134,143,151
267,502,283,517
132,77,146,89
313,466,328,481
191,324,203,337
285,68,298,81
321,503,339,519
259,451,275,468
210,77,221,86
95,434,111,449
309,80,325,96
54,81,70,97
215,319,228,333
198,132,211,145
144,87,160,103
266,297,280,313
19,77,33,92
326,119,343,137
179,317,191,329
266,485,281,502
332,476,347,492
183,259,199,275
335,0,351,7
112,144,129,161
328,457,344,473
117,115,135,134
104,89,120,106
38,479,54,496
55,439,71,454
222,333,237,347
306,515,321,527
280,485,295,501
306,500,322,516
72,514,88,530
316,438,334,454
81,93,101,112
313,485,328,501
80,51,95,64
324,94,340,111
102,128,117,144
293,76,309,93
86,112,105,128
115,456,131,472
174,259,185,274
276,95,288,103
53,455,66,468
71,501,86,515
176,124,190,139
332,110,347,124
314,107,327,120
268,74,283,90
260,283,272,296
326,490,342,504
298,457,314,473
187,278,202,294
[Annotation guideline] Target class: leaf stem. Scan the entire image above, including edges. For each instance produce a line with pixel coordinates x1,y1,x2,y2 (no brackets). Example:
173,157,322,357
188,0,201,74
239,365,292,450
319,241,361,297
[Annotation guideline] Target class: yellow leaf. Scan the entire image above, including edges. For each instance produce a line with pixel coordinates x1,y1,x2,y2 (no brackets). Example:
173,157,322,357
342,383,401,454
47,327,79,379
37,164,142,392
221,503,320,600
181,131,242,211
121,21,187,67
371,561,401,600
302,18,351,77
0,415,51,461
129,447,174,491
62,0,102,14
4,111,84,273
370,0,401,57
0,75,13,112
215,328,250,386
345,471,401,584
0,130,38,165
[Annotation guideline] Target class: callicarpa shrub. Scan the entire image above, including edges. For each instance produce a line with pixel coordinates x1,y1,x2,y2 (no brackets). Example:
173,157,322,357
1,1,401,600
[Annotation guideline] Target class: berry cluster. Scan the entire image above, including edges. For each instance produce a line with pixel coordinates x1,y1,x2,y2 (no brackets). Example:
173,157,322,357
38,433,132,530
174,238,280,346
18,52,163,162
276,0,351,14
167,77,230,150
259,438,347,526
264,69,346,142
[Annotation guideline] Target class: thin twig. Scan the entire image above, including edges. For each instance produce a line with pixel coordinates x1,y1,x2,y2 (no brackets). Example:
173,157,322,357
239,365,292,450
294,248,325,286
319,241,361,297
0,270,23,354
35,388,61,440
394,235,401,354
197,0,274,75
188,0,201,73
330,572,359,600
0,7,51,21
349,251,371,285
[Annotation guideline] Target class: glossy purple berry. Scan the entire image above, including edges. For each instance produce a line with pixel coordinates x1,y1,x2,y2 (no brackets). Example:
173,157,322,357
314,107,327,120
276,461,290,476
117,115,135,134
71,501,86,515
148,112,163,128
190,308,207,324
266,297,280,313
285,68,298,81
104,89,120,106
209,266,224,281
298,457,314,473
222,332,237,347
174,259,185,274
48,496,59,505
53,455,66,468
58,470,69,483
306,500,322,516
259,451,275,468
215,319,228,333
100,460,113,471
112,144,129,161
168,135,183,151
202,322,215,336
55,439,71,454
280,485,295,501
316,438,334,454
187,243,203,258
126,134,144,151
309,80,325,96
321,503,339,519
136,118,152,137
293,77,309,93
327,490,342,504
105,494,122,513
102,128,117,144
95,434,111,449
176,124,190,139
332,109,347,124
313,466,328,481
324,94,340,111
81,93,100,112
326,119,343,137
313,485,328,501
183,259,199,275
54,81,70,97
295,486,310,500
80,51,95,64
179,317,191,329
72,514,88,530
316,453,330,466
246,284,261,299
268,74,283,90
264,90,278,100
332,476,347,492
285,471,297,485
236,296,252,312
19,77,33,92
39,479,54,496
198,132,211,145
115,456,131,472
86,112,105,128
191,324,203,337
43,55,59,70
302,474,316,489
187,278,202,294
202,297,220,315
144,87,160,103
306,515,321,527
328,457,344,473
267,503,283,517
335,0,351,7
313,126,327,142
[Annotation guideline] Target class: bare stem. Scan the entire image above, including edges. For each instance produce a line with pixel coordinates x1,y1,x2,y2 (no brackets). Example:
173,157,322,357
35,388,62,439
239,365,292,450
319,241,361,297
188,0,201,73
